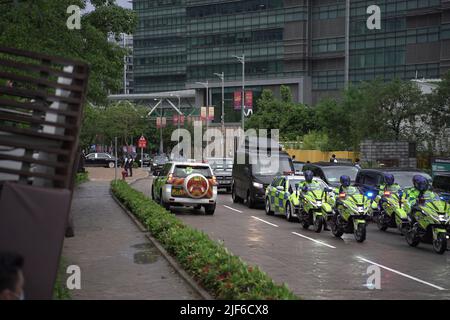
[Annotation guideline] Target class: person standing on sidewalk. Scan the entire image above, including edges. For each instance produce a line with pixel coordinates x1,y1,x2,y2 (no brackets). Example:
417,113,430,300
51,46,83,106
127,156,134,177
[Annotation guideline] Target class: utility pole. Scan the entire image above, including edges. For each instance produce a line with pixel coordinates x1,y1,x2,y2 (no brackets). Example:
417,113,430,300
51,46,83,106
196,80,209,130
233,54,245,131
160,99,163,154
214,72,225,136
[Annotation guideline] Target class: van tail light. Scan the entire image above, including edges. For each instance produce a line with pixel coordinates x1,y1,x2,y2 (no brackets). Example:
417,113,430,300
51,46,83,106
211,175,217,186
339,193,346,199
167,173,174,184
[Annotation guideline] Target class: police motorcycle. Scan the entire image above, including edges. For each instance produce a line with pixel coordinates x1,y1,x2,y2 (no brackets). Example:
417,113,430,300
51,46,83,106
327,176,372,243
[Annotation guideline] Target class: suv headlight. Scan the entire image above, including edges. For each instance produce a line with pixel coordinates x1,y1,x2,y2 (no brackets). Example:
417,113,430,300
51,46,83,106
253,182,264,189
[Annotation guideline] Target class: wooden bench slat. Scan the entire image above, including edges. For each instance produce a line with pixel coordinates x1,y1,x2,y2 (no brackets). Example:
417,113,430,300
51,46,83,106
0,154,68,169
0,86,83,105
0,98,79,117
0,71,84,93
0,167,67,182
0,126,75,142
0,46,89,71
0,58,87,80
0,137,71,155
0,112,77,130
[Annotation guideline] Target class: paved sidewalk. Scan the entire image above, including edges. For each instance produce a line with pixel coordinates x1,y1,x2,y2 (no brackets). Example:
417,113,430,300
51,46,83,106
62,181,200,300
86,167,149,182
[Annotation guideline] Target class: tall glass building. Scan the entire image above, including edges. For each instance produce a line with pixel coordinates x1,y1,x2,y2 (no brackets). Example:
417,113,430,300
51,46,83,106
133,0,450,121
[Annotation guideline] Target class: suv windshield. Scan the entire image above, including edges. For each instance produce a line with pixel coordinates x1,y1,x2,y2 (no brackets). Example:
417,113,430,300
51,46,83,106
322,166,359,183
391,171,432,188
173,165,212,178
208,159,233,171
293,162,304,172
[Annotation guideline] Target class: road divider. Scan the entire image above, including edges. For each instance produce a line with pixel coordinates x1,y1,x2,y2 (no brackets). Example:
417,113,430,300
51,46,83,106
357,256,446,291
292,232,337,249
111,180,298,300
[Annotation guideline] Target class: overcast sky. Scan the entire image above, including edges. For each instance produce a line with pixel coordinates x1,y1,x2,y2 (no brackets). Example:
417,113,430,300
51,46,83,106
84,0,132,12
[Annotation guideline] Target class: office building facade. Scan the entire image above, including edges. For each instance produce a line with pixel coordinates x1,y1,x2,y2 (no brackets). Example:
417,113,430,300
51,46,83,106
133,0,450,122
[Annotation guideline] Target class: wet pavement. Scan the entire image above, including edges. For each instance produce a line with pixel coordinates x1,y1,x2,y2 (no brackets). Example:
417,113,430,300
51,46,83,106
62,181,200,300
132,178,450,300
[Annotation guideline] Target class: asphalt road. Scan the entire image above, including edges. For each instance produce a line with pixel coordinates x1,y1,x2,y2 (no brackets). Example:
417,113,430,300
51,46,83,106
141,179,450,300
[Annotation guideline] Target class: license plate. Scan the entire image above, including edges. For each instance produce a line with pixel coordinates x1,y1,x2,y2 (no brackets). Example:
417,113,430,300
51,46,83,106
172,188,185,197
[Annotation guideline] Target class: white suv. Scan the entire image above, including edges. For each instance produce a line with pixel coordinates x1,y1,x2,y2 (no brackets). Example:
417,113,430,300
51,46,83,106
151,162,218,215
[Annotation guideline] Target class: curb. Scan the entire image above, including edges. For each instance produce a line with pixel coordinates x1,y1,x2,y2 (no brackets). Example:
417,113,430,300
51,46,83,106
110,190,214,301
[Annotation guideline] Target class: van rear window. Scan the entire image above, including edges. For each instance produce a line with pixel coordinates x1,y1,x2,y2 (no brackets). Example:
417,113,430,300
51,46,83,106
174,165,212,178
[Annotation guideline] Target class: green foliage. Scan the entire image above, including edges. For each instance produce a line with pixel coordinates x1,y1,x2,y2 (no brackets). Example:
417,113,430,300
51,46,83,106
53,257,71,300
246,86,318,141
301,131,330,151
0,0,137,105
316,79,427,151
75,172,89,186
111,180,299,300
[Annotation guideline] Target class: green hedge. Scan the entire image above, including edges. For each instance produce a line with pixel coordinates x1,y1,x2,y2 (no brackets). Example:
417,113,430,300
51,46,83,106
75,172,89,186
111,180,298,300
53,257,71,300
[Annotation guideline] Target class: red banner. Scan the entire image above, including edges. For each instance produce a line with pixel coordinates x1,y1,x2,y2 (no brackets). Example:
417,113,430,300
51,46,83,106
245,90,253,109
173,114,178,126
138,136,147,149
156,117,166,129
200,107,207,121
208,107,214,120
234,91,242,110
179,115,185,125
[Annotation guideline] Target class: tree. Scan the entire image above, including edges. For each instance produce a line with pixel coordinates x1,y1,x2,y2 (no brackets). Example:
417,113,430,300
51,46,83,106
0,0,137,105
246,86,318,141
425,71,450,155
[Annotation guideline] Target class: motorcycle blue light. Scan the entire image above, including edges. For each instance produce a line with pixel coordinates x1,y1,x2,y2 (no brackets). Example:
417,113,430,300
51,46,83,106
367,192,374,198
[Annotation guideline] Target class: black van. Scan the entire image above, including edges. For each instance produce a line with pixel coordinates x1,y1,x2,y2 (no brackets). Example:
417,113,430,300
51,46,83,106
302,162,359,188
231,137,294,208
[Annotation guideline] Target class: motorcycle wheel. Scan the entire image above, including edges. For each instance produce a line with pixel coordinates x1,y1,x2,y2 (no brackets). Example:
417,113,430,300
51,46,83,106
377,212,388,232
331,217,343,238
433,233,448,255
313,216,324,233
301,220,310,230
354,224,366,243
405,228,420,247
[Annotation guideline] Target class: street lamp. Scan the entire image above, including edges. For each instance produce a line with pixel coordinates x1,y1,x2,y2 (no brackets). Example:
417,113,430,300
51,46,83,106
196,81,209,131
170,94,182,144
232,54,245,131
214,72,225,136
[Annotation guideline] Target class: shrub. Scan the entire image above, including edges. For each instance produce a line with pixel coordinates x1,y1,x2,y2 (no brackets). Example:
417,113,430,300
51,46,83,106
111,180,298,300
75,172,89,186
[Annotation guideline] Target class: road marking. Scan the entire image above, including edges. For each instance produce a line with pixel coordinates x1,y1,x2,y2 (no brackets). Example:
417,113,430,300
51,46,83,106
292,232,337,249
223,205,243,213
251,216,279,228
357,256,446,291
